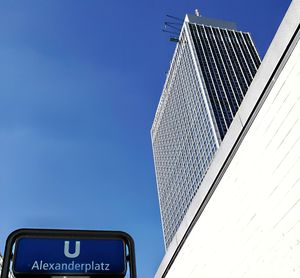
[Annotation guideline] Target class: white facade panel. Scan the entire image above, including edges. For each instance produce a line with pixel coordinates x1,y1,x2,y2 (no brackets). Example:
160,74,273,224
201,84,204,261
161,30,300,278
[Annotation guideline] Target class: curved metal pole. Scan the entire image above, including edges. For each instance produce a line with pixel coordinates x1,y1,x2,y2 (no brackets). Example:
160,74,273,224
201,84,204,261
1,229,25,278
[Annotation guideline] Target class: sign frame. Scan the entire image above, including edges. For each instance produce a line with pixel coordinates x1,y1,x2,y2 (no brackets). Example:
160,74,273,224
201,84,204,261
1,229,137,278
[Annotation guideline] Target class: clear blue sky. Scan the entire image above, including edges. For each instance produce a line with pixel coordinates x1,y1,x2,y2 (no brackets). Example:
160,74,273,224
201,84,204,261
0,0,291,277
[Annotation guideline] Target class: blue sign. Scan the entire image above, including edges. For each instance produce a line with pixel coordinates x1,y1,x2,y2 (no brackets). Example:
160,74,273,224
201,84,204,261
13,237,126,276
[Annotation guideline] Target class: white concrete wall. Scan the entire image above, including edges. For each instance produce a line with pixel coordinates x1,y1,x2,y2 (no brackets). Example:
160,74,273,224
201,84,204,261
165,36,300,278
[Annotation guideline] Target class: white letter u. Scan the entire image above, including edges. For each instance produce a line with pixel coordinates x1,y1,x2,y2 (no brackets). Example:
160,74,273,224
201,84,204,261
64,241,80,258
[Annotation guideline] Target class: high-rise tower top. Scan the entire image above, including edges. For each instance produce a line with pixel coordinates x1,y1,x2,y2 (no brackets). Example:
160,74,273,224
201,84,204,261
186,14,237,30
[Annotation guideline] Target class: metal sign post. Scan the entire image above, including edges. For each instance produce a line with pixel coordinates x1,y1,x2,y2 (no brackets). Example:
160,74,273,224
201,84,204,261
1,229,137,278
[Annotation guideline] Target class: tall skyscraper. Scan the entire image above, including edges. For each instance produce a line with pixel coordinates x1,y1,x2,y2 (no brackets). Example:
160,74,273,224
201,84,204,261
151,13,261,248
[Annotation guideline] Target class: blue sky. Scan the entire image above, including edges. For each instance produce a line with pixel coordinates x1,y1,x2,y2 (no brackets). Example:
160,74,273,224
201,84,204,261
0,0,291,277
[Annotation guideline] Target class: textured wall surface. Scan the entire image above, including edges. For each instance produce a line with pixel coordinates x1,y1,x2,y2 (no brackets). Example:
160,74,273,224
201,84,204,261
164,31,300,278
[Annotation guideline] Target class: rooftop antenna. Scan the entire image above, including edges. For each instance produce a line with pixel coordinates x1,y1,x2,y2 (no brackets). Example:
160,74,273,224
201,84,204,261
162,14,183,43
166,14,183,22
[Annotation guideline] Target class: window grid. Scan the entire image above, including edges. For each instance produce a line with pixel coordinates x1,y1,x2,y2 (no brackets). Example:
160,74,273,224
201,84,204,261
152,21,261,248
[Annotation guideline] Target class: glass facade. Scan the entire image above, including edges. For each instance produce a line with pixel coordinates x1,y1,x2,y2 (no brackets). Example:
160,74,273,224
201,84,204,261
189,24,260,139
151,15,261,248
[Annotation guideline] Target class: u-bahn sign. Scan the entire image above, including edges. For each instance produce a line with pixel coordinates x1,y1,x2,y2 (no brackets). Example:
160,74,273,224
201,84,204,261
13,237,126,276
0,229,136,278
